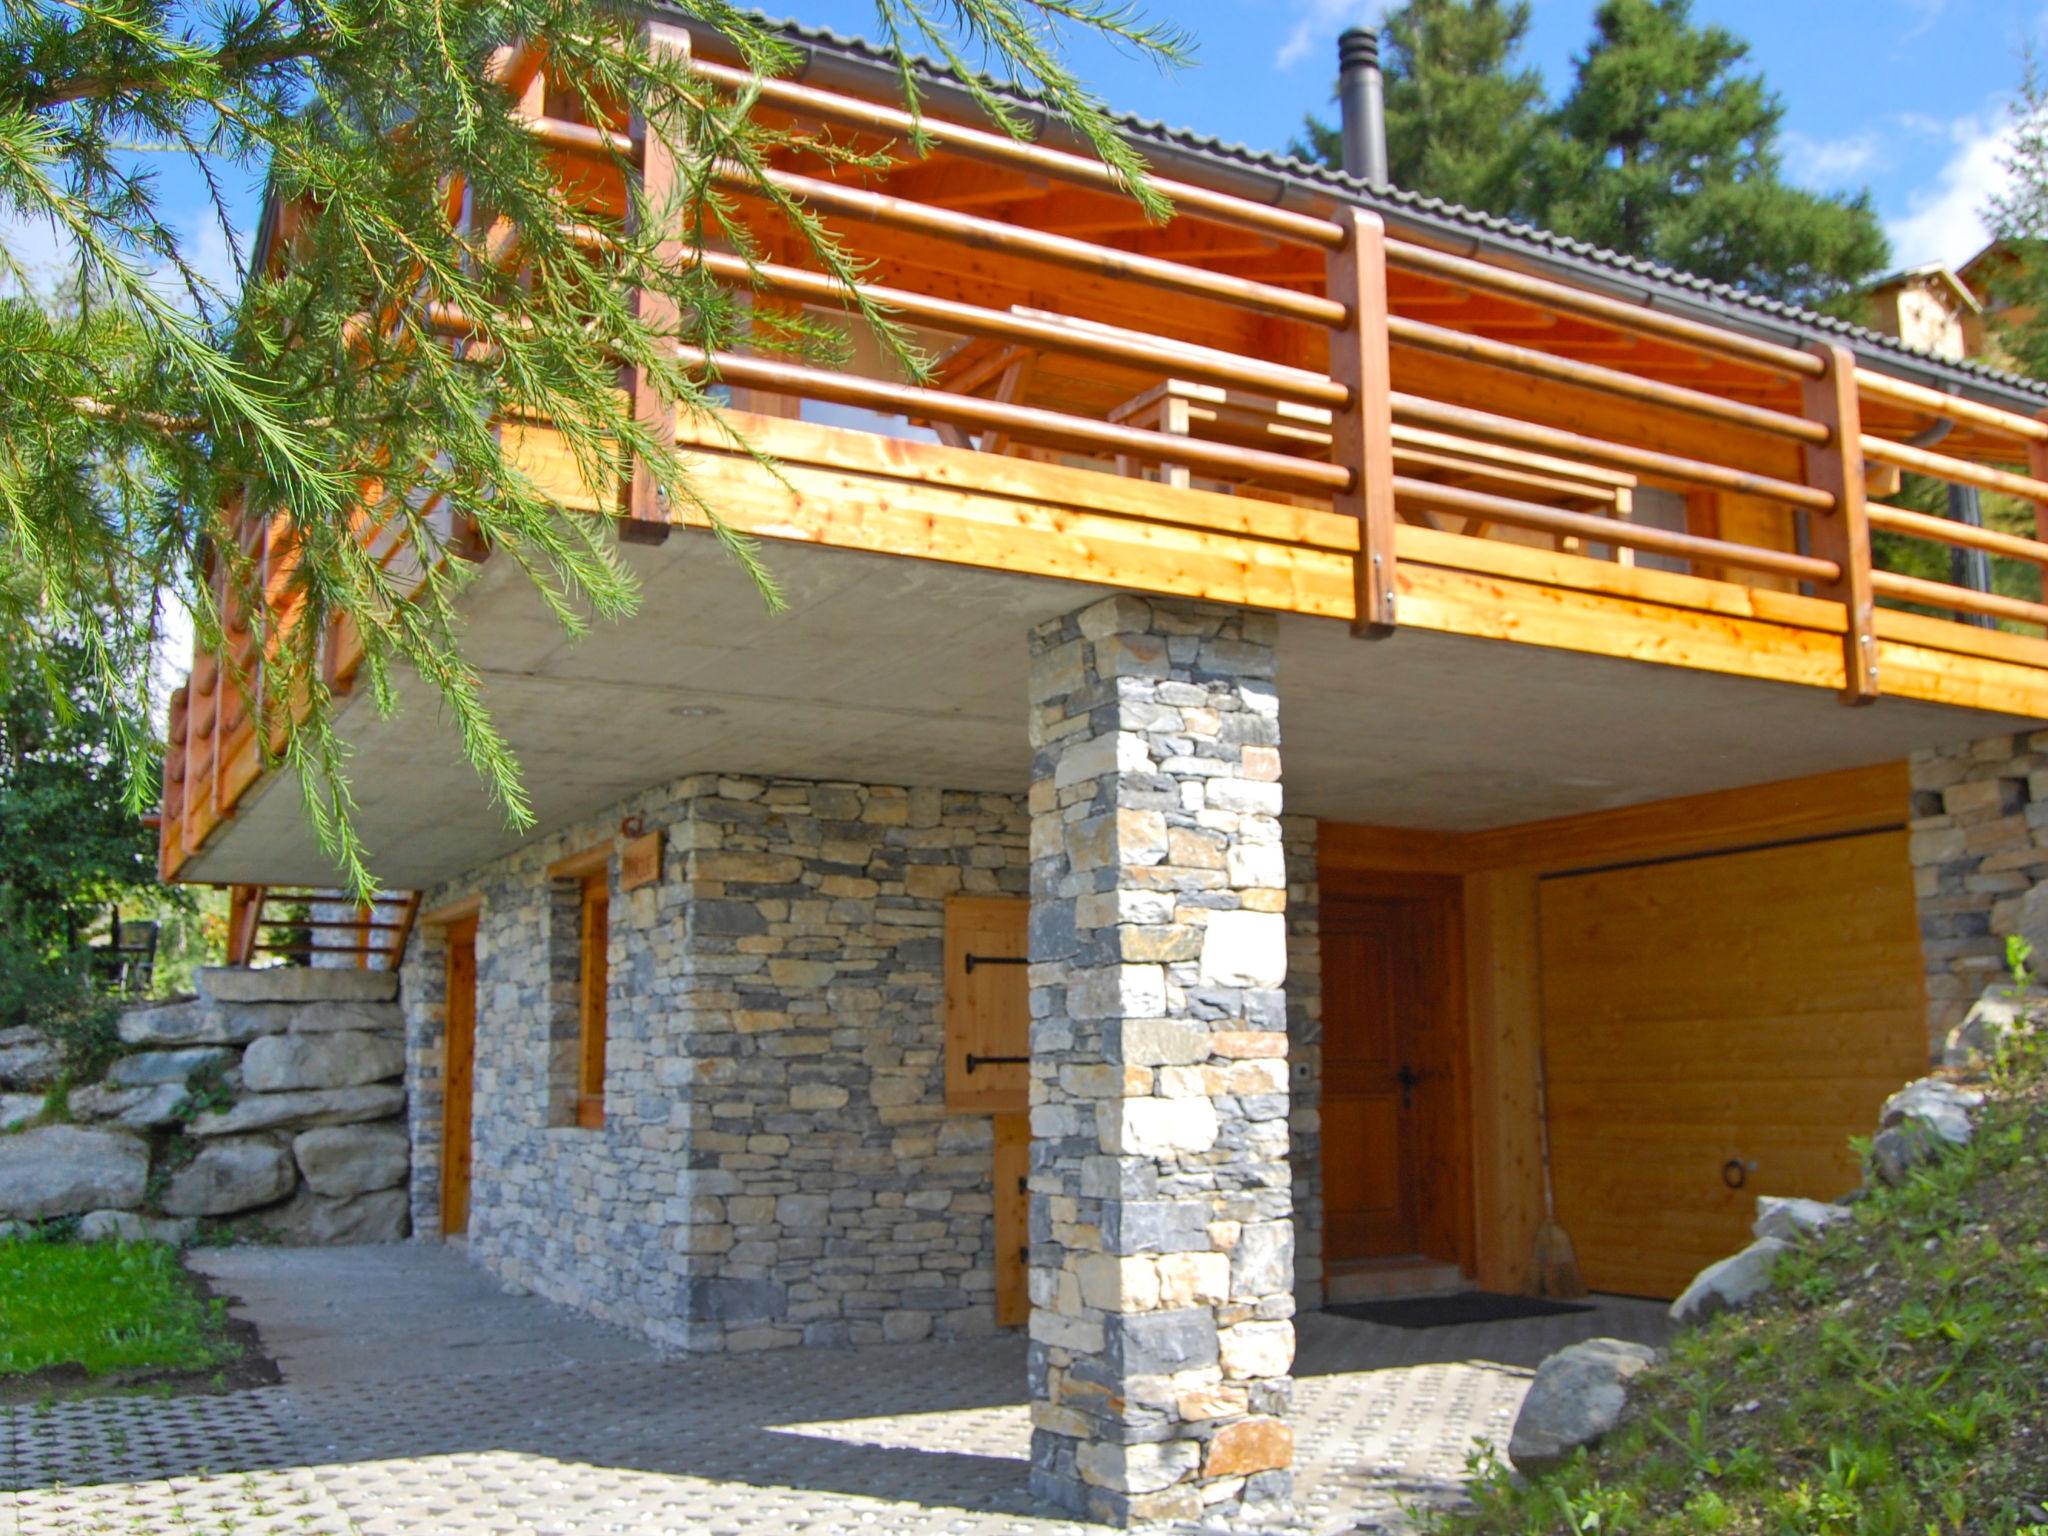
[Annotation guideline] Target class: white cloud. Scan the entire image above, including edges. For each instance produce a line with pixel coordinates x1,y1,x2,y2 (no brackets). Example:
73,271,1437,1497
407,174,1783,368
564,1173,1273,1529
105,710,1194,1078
1886,111,2015,269
1273,0,1381,71
1782,130,1881,187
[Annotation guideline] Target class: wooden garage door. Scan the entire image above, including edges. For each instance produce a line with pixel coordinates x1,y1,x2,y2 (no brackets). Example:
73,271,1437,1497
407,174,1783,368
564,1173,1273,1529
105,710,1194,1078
1538,830,1925,1298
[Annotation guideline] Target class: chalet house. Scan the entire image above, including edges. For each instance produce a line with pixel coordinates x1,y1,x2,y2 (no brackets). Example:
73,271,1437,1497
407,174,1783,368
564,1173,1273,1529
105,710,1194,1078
158,18,2048,1527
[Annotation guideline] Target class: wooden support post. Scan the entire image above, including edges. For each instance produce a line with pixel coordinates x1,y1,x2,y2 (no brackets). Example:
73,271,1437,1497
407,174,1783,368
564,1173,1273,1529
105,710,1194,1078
1326,208,1398,637
1801,342,1879,704
625,21,689,533
2028,408,2048,547
226,885,263,966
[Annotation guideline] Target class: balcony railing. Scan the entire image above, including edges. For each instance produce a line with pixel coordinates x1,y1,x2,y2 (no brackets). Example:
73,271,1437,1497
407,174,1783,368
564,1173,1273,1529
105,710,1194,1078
159,33,2048,880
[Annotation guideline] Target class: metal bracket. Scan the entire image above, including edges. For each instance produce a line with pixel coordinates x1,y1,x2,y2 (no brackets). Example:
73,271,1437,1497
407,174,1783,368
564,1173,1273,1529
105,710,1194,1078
964,953,1028,974
966,1053,1029,1073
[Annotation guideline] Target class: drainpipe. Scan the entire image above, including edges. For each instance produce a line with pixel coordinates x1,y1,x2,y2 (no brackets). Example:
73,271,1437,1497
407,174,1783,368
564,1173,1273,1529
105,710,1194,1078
1337,28,1388,188
1948,483,1994,628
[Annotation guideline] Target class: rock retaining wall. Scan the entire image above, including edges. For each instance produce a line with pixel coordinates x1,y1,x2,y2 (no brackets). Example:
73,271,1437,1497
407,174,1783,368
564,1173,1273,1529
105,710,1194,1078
0,967,409,1242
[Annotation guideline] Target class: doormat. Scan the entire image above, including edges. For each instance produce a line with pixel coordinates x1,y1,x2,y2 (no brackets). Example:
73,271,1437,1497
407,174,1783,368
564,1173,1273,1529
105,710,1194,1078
1326,1291,1595,1330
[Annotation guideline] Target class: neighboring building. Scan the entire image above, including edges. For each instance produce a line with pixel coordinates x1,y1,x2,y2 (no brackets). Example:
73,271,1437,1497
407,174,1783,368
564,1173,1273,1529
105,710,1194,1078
1863,261,1982,361
157,18,2048,1527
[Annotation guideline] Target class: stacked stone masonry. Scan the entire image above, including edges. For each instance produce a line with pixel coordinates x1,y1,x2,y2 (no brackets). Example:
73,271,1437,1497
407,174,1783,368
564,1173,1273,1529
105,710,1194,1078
1024,595,1295,1528
404,773,1031,1351
0,967,410,1242
1910,730,2048,1046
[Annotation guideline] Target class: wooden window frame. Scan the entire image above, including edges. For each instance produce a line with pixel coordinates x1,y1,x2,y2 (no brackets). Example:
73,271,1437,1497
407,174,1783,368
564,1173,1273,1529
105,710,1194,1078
575,868,609,1129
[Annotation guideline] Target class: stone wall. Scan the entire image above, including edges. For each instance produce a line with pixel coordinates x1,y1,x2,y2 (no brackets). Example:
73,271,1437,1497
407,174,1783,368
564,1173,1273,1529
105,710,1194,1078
1282,815,1322,1312
1909,730,2048,1046
404,771,1030,1351
0,967,410,1241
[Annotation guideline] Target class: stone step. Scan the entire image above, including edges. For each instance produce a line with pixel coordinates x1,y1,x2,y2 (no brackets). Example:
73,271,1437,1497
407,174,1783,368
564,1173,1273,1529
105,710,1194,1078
199,965,399,1006
1324,1257,1469,1305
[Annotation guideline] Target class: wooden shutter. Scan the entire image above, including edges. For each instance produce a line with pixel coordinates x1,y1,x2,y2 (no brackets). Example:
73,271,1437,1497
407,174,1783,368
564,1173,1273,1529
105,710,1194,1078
993,1112,1030,1327
944,895,1029,1114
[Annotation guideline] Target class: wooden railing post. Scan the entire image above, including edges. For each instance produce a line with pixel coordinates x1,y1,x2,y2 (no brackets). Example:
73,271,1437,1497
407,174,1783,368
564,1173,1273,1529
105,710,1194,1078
1802,342,1879,704
624,20,689,541
2028,408,2048,545
1326,207,1398,637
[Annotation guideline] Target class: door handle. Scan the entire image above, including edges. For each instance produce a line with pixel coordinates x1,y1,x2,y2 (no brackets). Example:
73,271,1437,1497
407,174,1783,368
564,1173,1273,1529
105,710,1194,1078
1396,1063,1423,1110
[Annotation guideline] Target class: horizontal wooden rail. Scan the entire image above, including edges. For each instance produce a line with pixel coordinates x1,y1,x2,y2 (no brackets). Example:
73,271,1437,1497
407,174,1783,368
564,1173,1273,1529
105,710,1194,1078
1392,392,1836,512
1867,503,2048,568
682,346,1353,492
1873,569,2048,629
692,250,1349,408
523,115,1348,328
1857,368,2048,445
1389,315,1827,445
1387,240,1825,380
686,57,1345,252
1393,477,1838,583
725,164,1349,329
1861,434,2048,505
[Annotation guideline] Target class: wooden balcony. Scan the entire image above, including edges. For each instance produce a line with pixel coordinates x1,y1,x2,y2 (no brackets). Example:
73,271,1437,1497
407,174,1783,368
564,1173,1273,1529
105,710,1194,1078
160,29,2048,882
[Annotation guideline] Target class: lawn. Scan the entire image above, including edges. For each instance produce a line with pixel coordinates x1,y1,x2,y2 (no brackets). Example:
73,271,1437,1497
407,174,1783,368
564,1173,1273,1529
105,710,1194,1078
0,1239,237,1382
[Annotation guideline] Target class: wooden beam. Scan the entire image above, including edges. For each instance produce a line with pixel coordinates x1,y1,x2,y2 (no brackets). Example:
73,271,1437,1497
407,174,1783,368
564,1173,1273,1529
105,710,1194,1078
1463,867,1545,1294
1326,208,1398,636
625,22,689,527
1803,342,1880,703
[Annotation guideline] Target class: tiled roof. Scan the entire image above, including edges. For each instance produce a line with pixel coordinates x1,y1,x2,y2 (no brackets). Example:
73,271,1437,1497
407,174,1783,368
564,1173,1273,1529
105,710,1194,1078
731,11,2048,410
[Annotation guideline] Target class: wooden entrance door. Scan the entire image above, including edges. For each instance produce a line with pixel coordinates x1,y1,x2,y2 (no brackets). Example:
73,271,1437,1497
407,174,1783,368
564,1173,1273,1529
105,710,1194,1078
440,915,477,1236
1322,891,1468,1267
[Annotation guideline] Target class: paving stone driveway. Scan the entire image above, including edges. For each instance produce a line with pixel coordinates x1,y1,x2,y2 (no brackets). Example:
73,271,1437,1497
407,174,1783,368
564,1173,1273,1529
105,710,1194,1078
3,1246,1668,1535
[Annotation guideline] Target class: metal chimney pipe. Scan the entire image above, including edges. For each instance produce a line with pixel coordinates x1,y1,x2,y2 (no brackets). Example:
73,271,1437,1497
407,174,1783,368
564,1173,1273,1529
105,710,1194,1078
1338,27,1388,187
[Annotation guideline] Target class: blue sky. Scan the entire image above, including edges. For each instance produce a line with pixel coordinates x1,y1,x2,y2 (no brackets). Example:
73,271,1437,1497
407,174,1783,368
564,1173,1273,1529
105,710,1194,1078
789,0,2048,270
8,1,2042,296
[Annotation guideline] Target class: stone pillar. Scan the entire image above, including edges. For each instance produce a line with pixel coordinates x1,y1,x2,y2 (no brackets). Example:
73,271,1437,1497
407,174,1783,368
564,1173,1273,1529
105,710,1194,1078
1025,595,1295,1527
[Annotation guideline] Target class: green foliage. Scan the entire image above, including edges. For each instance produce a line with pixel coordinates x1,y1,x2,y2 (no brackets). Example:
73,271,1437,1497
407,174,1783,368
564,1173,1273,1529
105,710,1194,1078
1293,0,1545,212
0,933,120,1082
1525,0,1887,309
0,1238,236,1379
1291,0,1888,310
0,625,161,954
1430,1043,2048,1535
1,0,1188,897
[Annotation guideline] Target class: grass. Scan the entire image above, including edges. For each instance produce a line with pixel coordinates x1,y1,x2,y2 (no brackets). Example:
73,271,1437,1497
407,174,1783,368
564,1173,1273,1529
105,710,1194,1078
0,1239,236,1381
1431,1033,2048,1536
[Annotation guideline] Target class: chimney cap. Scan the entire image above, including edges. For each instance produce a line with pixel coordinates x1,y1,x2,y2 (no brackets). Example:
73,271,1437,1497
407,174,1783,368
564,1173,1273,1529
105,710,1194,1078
1338,27,1380,68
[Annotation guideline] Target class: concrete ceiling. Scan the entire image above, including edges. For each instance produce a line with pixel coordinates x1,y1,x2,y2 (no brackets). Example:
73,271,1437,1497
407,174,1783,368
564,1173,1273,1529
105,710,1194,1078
183,529,2040,889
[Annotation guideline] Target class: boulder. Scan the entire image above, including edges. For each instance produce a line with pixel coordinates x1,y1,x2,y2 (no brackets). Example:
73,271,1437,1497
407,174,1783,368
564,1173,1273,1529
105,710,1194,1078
1508,1338,1661,1473
105,1046,236,1088
67,1081,190,1129
255,1186,410,1244
0,1035,63,1090
293,1122,409,1198
0,1093,43,1131
199,966,397,1005
1943,984,2048,1068
242,1031,404,1093
1752,1196,1854,1245
161,1136,297,1216
1869,1124,1943,1187
190,1083,405,1137
119,1001,278,1047
0,1125,148,1219
1669,1237,1790,1326
77,1209,199,1245
1881,1078,1982,1147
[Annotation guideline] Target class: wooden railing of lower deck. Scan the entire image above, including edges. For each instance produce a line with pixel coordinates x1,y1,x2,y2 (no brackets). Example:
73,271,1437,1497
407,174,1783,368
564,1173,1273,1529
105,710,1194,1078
160,38,2048,877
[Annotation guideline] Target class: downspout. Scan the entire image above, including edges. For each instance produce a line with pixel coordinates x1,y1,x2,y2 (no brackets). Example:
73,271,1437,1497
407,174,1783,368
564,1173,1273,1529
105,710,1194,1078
1902,418,1994,629
1337,28,1389,188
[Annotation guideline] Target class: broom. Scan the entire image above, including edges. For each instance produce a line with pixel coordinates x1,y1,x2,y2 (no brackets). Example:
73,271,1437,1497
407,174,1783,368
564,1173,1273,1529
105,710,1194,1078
1529,1035,1588,1300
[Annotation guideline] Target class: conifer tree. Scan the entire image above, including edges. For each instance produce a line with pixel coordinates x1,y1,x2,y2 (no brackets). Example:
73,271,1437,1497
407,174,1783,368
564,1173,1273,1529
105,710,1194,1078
0,0,1188,891
1293,0,1544,214
1528,0,1887,308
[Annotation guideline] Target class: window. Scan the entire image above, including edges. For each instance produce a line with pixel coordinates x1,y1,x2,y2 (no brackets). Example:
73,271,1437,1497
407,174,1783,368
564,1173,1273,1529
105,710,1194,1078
546,845,612,1129
576,869,609,1128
